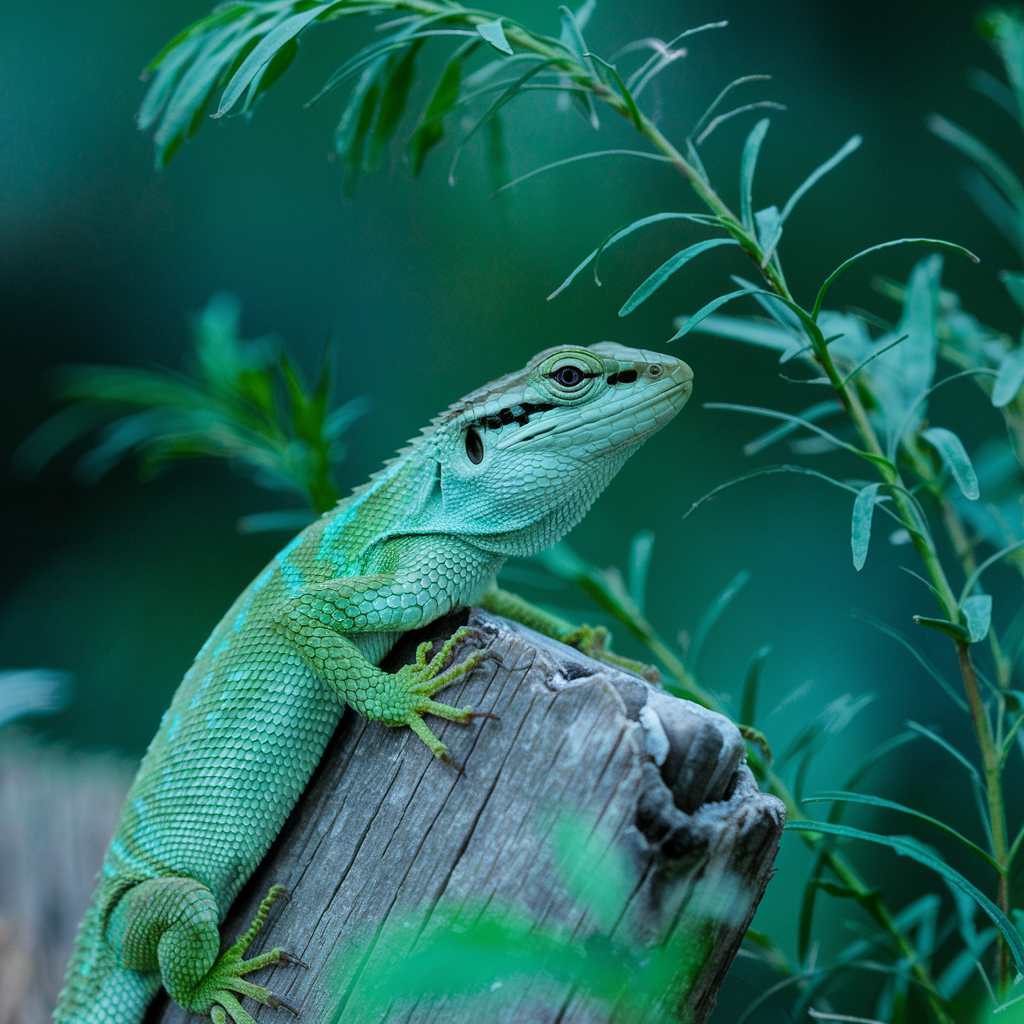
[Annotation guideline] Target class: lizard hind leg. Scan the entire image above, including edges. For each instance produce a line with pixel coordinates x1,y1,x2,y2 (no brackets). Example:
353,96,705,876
108,879,298,1024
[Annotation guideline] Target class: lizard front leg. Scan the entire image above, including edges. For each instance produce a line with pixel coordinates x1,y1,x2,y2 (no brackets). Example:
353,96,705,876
271,555,498,764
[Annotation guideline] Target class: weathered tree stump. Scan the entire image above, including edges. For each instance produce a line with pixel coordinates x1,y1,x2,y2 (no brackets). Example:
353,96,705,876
149,609,785,1024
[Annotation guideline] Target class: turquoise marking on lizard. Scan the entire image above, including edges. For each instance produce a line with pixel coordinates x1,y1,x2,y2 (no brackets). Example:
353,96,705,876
55,343,693,1024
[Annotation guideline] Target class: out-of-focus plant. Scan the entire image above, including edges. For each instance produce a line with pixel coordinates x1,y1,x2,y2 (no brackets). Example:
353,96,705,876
18,293,369,523
37,0,1024,1020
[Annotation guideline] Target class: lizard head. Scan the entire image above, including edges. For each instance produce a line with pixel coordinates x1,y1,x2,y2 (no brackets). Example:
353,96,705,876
428,342,693,551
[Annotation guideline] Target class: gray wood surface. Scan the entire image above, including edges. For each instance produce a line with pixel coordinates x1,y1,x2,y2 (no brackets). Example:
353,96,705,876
146,610,786,1024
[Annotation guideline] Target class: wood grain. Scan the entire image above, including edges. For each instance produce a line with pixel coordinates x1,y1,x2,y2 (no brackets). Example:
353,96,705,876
148,610,785,1024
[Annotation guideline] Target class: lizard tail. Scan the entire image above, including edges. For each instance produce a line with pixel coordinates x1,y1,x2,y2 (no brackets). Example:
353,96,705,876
54,899,161,1024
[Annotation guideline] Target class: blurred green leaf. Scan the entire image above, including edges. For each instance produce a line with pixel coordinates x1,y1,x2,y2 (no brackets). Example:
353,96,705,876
962,594,993,643
754,205,782,256
928,113,1024,214
804,791,1000,872
366,40,423,171
407,42,472,175
784,820,1024,973
626,530,654,614
548,210,719,301
618,238,738,316
24,295,364,515
851,482,883,571
686,569,750,672
922,426,980,499
215,6,324,117
740,118,771,231
449,58,555,184
740,644,771,727
0,669,70,729
993,346,1024,407
914,615,972,643
851,611,967,711
476,17,513,55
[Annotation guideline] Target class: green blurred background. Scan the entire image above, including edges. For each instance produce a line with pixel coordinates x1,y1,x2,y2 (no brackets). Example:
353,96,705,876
2,0,1020,1017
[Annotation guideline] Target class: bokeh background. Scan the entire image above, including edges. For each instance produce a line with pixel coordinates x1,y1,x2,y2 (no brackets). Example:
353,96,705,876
2,0,1020,1018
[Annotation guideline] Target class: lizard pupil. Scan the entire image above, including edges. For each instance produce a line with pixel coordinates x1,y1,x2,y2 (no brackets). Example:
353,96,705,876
555,365,583,387
465,427,484,465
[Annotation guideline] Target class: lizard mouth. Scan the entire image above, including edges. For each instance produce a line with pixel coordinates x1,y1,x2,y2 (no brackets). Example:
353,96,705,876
499,378,691,448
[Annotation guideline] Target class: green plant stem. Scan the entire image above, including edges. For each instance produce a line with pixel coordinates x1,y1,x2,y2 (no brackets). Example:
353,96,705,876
957,640,1012,990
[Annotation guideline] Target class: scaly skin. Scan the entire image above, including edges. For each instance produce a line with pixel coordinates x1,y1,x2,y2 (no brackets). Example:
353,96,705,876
55,342,693,1024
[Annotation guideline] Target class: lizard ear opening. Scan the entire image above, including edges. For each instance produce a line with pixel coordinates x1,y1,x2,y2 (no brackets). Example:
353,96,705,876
465,427,484,465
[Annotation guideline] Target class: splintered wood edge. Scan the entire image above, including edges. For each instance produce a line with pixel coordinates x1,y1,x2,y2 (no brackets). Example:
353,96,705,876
150,610,785,1024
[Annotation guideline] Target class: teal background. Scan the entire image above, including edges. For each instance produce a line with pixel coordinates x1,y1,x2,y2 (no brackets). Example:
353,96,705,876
1,1,1019,1018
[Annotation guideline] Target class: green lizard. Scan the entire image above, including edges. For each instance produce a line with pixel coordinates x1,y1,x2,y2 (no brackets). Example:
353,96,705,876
55,341,693,1024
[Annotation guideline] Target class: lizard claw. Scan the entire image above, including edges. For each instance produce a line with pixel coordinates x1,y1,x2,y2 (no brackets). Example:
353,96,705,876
268,995,300,1017
440,751,466,777
278,950,309,970
465,709,499,722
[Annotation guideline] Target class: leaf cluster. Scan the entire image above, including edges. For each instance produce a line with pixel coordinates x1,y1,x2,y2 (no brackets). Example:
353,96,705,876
17,293,368,518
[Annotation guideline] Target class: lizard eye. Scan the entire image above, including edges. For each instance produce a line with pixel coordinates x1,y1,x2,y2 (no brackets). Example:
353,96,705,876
465,427,484,465
552,365,584,387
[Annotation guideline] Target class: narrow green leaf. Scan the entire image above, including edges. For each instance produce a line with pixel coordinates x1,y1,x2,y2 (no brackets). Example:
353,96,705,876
804,791,1001,872
959,537,1024,605
153,17,270,165
779,135,862,225
962,594,993,643
670,288,753,341
693,101,786,147
1001,269,1024,311
365,40,422,172
495,150,675,204
684,464,861,521
704,402,895,472
449,59,555,184
686,569,750,671
689,74,771,143
241,36,299,113
688,313,795,354
407,42,471,176
851,483,882,571
784,820,1024,973
586,53,642,128
743,400,843,456
334,61,382,192
914,615,972,643
548,210,718,301
811,238,979,321
740,118,770,231
993,346,1024,407
754,205,782,256
476,17,513,55
215,7,324,117
851,611,967,712
740,645,771,726
627,530,654,614
618,238,738,317
922,426,980,500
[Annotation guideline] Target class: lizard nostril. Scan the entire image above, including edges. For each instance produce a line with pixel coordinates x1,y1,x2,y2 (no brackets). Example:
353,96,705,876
648,365,663,378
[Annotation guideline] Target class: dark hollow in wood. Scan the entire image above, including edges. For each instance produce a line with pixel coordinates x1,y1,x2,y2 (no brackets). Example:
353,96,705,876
148,611,785,1024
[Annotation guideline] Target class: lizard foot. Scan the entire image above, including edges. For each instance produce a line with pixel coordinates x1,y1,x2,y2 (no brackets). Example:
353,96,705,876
557,624,660,683
195,885,303,1024
386,626,499,762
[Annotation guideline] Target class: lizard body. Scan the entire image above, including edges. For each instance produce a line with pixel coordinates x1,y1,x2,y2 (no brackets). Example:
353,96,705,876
55,342,693,1024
